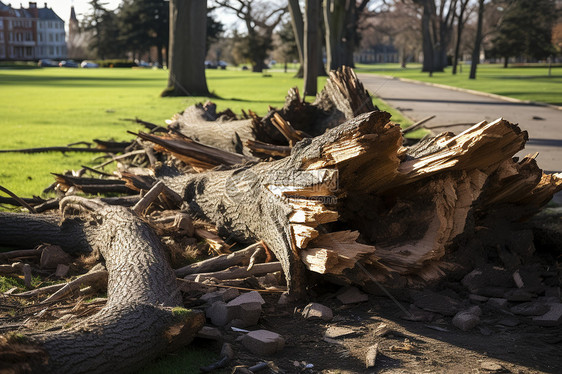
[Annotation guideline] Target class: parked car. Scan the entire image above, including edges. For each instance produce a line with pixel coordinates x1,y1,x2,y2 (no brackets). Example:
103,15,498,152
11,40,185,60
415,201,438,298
59,60,78,68
80,60,99,68
38,59,58,67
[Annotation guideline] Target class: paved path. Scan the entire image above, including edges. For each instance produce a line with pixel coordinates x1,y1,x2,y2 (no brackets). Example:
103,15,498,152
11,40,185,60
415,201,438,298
358,74,562,173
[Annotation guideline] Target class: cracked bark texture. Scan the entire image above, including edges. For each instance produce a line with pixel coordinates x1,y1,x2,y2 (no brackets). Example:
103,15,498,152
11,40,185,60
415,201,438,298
1,201,203,374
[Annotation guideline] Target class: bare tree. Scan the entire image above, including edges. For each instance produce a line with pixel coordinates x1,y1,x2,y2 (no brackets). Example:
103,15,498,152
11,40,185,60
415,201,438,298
304,0,320,96
162,0,210,97
215,0,287,72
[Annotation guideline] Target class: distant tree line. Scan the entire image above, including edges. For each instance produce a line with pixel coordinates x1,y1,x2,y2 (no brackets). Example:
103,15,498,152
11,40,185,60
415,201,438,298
82,0,560,96
82,0,223,66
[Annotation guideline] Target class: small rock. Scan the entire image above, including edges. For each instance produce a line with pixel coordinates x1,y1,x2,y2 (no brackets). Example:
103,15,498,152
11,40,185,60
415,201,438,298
206,301,232,326
497,317,520,327
324,326,355,339
365,343,379,368
469,294,489,303
302,302,333,321
55,264,69,278
462,266,514,292
337,287,369,304
486,298,508,309
196,326,223,341
480,360,503,371
228,291,265,306
533,303,562,326
241,330,285,355
479,326,492,336
473,287,510,298
452,310,480,331
277,291,291,305
505,288,535,302
412,290,462,316
401,305,435,322
40,245,72,269
510,302,550,316
229,302,262,328
201,288,240,304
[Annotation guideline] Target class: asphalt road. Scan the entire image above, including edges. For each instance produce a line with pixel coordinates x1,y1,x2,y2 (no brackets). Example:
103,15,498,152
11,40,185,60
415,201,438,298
358,74,562,173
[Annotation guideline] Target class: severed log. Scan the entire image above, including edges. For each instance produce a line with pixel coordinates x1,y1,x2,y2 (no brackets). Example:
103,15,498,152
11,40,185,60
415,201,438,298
184,262,283,282
175,242,263,277
0,197,205,374
155,110,561,294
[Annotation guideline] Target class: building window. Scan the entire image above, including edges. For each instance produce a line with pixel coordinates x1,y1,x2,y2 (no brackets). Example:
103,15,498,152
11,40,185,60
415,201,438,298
39,33,42,42
49,46,54,55
0,20,3,29
26,32,32,41
49,34,53,42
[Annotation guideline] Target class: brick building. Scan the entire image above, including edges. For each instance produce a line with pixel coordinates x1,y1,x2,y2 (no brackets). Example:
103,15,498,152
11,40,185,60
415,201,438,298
0,1,65,61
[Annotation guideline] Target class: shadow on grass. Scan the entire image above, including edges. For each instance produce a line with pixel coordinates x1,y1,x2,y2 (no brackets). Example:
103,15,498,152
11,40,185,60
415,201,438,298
493,75,562,80
0,73,164,86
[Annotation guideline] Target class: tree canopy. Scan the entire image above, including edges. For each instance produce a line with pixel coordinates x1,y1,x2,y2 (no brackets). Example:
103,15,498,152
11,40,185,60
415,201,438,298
490,0,557,64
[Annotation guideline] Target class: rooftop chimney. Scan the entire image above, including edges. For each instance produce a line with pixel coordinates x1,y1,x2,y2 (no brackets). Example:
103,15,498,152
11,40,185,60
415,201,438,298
29,1,36,7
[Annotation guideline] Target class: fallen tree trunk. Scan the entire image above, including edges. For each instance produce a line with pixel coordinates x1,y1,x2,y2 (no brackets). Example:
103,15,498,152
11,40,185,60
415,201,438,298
0,198,204,374
153,112,561,294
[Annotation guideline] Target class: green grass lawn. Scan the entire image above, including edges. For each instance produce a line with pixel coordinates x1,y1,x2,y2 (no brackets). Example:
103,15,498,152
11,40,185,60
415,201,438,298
355,63,562,106
0,67,409,199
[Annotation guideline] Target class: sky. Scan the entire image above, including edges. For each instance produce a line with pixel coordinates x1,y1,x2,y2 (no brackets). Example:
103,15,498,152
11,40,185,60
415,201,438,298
35,0,122,23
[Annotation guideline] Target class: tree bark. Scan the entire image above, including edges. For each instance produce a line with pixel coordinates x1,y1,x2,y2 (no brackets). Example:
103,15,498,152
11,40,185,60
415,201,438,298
1,198,205,373
469,0,484,80
288,0,305,76
163,0,210,96
452,0,469,75
304,0,320,96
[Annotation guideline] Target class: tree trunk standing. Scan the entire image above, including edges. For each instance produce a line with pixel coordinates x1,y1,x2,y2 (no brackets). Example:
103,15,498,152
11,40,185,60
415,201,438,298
323,0,346,71
162,0,210,96
452,0,469,75
504,55,508,68
418,1,435,73
469,0,484,80
304,0,320,96
288,0,305,78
